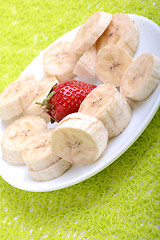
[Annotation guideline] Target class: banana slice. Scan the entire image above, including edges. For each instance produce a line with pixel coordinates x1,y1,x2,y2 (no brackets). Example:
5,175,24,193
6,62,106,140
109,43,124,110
50,112,108,165
23,76,58,122
79,84,132,138
43,41,79,83
22,129,71,181
96,46,133,87
96,13,139,57
0,75,38,120
71,11,112,56
1,116,47,166
28,159,71,182
73,45,97,78
120,54,160,101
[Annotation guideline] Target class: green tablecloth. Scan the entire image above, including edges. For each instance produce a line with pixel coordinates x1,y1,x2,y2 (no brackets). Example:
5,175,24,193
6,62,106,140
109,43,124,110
0,0,160,239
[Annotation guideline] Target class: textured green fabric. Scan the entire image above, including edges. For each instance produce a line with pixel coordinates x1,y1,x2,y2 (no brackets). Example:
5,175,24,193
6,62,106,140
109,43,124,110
0,0,160,239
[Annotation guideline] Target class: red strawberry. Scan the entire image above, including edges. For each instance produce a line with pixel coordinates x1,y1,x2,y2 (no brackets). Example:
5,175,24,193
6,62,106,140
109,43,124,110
37,80,96,122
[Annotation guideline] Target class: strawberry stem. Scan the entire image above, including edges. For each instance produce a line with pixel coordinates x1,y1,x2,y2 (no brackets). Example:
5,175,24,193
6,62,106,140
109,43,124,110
35,83,57,107
47,91,56,100
50,118,55,124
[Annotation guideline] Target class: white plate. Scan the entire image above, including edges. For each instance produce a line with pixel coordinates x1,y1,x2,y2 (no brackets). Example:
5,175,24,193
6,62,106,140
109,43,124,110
0,14,160,192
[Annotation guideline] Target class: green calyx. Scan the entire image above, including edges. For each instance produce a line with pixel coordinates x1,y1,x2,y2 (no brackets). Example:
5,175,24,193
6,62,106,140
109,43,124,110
35,83,57,108
35,83,58,123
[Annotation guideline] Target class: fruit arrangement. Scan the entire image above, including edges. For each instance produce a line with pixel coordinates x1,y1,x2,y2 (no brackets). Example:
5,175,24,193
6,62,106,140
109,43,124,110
38,79,96,122
0,12,160,182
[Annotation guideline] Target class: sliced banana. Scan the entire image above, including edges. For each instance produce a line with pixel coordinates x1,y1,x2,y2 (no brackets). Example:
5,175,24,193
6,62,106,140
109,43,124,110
28,159,71,182
50,112,108,165
79,84,132,138
22,129,71,181
1,116,47,166
43,41,79,83
96,13,139,57
120,54,160,101
73,45,97,78
0,75,38,120
23,76,58,122
71,11,112,56
96,46,133,87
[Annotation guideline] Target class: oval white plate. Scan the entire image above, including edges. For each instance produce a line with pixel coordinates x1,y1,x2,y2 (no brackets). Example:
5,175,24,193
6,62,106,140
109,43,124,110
0,14,160,192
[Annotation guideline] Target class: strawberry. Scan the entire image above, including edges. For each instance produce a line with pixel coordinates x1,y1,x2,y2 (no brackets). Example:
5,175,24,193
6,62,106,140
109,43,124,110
37,80,96,122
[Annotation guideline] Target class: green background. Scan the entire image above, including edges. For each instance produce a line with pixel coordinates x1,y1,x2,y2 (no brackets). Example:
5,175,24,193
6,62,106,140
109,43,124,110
0,0,160,239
